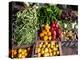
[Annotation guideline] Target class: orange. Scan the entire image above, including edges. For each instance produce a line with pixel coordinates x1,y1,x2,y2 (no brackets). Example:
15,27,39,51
45,24,50,30
46,29,49,32
13,50,17,55
48,36,52,40
40,33,44,37
43,36,48,41
42,30,47,35
48,31,51,36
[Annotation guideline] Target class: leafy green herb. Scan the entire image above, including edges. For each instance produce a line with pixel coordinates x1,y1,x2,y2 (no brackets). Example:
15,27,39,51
15,7,38,46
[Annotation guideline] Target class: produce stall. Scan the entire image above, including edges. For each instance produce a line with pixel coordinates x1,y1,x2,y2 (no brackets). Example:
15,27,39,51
9,2,78,58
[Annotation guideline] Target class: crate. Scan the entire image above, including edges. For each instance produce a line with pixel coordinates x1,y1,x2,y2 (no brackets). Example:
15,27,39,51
32,40,62,57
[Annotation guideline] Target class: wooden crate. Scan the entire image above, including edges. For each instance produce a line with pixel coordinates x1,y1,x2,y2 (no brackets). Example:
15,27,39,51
32,40,62,57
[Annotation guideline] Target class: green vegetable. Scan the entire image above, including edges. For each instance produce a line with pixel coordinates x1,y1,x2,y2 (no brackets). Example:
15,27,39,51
37,4,61,26
15,7,38,46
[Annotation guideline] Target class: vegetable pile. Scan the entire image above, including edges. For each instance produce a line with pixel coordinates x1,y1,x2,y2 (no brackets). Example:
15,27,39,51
9,47,31,58
50,21,62,41
39,24,52,41
61,9,77,21
62,30,78,41
9,2,78,58
35,41,60,57
15,7,38,46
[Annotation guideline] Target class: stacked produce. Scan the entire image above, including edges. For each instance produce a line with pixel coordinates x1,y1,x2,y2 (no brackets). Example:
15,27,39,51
9,49,17,58
39,24,52,41
61,9,77,21
62,30,78,41
35,41,60,57
9,2,78,58
9,47,31,58
14,7,38,46
50,21,62,41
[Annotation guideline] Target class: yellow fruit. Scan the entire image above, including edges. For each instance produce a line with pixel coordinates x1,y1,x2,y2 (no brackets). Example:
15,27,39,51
48,48,52,53
40,33,44,37
45,48,48,53
18,54,22,58
45,24,50,30
48,32,51,36
22,51,25,55
47,44,50,48
44,52,49,57
51,45,53,48
53,51,56,56
50,53,53,56
44,36,48,41
57,51,60,55
56,44,59,48
42,48,44,52
18,49,22,53
21,55,26,58
39,44,42,48
53,47,58,51
25,53,28,56
40,42,43,45
48,36,52,40
24,49,27,53
45,42,48,45
42,30,47,35
43,44,46,48
41,50,44,54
